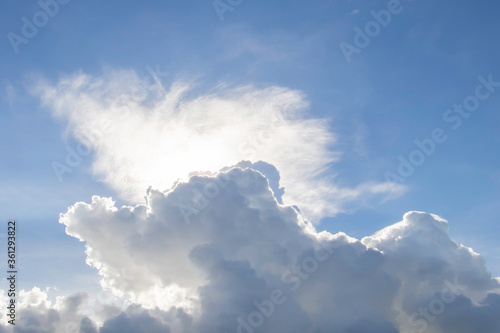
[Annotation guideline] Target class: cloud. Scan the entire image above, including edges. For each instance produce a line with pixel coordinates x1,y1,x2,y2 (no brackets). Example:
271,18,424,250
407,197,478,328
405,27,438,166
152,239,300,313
99,306,170,333
3,163,496,332
29,69,405,221
0,287,95,333
18,70,498,332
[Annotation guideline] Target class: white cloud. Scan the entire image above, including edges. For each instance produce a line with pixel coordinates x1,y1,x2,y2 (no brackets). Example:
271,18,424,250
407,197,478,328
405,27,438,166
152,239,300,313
30,69,405,221
18,70,499,332
0,287,95,333
2,163,495,332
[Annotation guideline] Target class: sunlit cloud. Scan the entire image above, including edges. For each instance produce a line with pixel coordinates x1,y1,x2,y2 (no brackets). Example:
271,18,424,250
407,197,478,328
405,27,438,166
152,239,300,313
30,68,405,221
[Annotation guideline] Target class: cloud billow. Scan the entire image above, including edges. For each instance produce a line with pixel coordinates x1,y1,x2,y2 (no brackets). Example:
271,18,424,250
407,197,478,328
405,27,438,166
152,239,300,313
7,70,497,332
3,163,496,332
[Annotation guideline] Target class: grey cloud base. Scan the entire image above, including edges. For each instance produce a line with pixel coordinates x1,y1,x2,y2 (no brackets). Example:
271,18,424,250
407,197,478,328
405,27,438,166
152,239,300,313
5,163,500,332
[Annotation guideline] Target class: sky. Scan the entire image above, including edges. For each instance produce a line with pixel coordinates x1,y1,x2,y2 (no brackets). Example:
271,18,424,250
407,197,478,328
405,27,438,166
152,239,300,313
1,0,500,332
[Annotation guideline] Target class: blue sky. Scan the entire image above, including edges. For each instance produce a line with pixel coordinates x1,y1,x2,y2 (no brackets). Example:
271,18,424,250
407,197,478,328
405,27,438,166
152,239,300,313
1,0,500,316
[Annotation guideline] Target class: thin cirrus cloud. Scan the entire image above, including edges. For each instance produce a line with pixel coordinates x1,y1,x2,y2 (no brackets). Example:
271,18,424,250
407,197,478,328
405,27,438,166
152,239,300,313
29,68,405,222
1,164,499,332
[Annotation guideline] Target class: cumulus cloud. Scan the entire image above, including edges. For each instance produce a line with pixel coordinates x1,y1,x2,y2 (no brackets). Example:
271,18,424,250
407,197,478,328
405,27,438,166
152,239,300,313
0,287,96,333
3,163,497,332
30,69,405,221
15,70,498,332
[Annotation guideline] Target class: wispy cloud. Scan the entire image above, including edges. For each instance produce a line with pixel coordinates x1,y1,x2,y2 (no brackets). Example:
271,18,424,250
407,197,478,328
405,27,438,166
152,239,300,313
30,68,405,221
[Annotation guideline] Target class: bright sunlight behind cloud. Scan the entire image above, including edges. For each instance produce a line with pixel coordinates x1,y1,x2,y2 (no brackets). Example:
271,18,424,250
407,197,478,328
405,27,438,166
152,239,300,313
0,69,497,332
3,164,499,332
30,69,405,222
